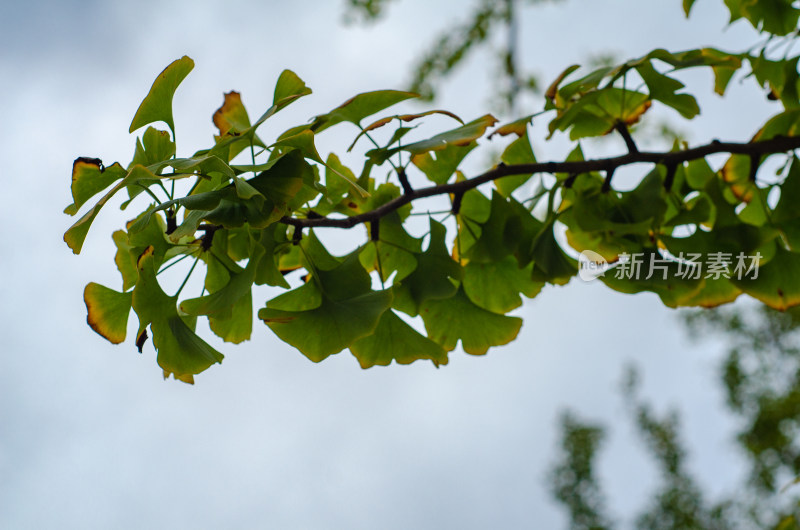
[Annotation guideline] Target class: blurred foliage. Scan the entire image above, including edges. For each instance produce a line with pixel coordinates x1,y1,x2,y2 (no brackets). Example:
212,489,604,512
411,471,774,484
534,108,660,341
549,309,800,529
343,0,397,23
347,0,566,113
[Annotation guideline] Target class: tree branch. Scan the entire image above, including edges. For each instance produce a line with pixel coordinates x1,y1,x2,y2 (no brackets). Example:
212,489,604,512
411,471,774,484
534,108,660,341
279,135,800,230
614,121,638,154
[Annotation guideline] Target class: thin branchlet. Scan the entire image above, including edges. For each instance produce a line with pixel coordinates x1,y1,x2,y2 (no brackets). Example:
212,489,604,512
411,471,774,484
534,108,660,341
279,135,800,230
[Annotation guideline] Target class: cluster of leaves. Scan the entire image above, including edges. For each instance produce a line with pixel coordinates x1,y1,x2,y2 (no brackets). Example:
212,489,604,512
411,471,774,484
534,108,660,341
65,0,800,383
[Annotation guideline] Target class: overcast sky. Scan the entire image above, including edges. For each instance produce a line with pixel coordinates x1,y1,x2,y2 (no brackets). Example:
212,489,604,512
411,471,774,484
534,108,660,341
0,0,775,528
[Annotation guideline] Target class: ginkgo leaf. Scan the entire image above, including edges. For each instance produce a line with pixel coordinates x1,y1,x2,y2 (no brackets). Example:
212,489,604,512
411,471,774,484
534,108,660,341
393,220,462,316
465,191,537,263
84,283,133,344
495,131,536,196
272,69,312,110
636,61,700,119
129,56,194,135
64,164,160,254
131,247,224,382
65,159,127,216
360,211,421,282
209,291,253,344
308,89,419,132
370,114,498,163
131,127,176,167
463,257,543,313
180,245,262,319
420,288,522,355
680,277,742,308
112,230,139,291
731,244,800,310
348,109,463,151
350,310,448,368
411,141,476,185
529,220,578,285
771,157,800,249
213,91,253,135
259,252,393,362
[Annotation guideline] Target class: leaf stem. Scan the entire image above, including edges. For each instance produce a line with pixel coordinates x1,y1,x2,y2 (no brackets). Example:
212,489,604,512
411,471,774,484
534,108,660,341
157,252,193,275
136,183,163,205
174,254,200,298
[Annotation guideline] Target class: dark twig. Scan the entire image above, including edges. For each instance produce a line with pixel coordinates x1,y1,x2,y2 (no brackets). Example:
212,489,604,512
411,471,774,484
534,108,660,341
370,219,380,241
397,168,414,195
614,121,638,154
451,191,465,215
749,153,762,182
663,162,678,191
279,135,800,230
601,167,615,193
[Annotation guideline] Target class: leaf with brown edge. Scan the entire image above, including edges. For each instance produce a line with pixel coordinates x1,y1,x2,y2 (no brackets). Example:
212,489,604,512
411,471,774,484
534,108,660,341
370,114,498,164
84,283,133,345
213,91,253,135
64,165,160,254
545,64,581,102
347,110,463,151
65,159,127,216
680,277,742,308
309,89,419,133
721,154,756,202
489,115,534,139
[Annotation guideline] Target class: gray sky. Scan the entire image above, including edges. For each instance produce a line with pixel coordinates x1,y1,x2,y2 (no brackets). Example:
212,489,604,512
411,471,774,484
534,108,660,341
0,0,773,528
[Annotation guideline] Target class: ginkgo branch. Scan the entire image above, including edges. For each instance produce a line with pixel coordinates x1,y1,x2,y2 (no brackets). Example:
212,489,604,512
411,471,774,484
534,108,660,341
279,134,800,230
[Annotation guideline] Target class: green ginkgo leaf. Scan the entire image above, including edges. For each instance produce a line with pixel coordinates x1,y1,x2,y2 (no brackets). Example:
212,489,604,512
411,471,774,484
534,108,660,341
370,114,498,164
131,127,176,167
309,89,419,133
463,257,543,313
259,252,393,362
129,56,194,135
180,245,262,319
393,220,462,316
208,291,253,344
420,288,522,355
731,243,800,310
465,191,534,263
636,61,700,119
600,251,704,308
350,310,448,368
411,141,476,185
495,131,536,197
360,211,421,282
529,220,578,285
131,247,224,383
